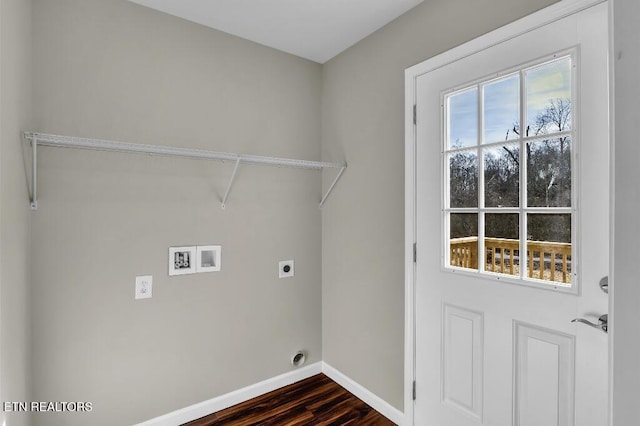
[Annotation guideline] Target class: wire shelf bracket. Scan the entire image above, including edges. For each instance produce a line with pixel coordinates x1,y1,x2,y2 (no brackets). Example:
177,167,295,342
23,132,346,210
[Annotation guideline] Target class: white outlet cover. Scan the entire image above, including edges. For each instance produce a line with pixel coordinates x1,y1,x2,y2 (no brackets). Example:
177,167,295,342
279,260,294,278
196,245,221,273
135,275,153,300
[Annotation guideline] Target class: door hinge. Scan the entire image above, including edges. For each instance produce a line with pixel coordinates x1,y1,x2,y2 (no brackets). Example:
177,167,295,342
413,104,417,125
413,243,417,263
412,380,416,400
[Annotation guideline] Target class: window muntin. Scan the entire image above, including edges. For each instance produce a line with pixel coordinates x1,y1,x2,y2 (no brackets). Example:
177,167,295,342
483,144,519,208
449,150,478,208
485,213,520,277
483,73,520,143
527,137,572,208
444,54,575,289
449,213,479,271
447,87,478,149
526,59,572,134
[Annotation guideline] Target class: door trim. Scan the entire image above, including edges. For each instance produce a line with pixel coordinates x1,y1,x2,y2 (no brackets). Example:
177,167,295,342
404,1,608,424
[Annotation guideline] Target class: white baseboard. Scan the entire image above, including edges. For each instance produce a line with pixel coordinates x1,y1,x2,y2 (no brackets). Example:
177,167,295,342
134,362,322,426
135,361,404,426
321,362,404,425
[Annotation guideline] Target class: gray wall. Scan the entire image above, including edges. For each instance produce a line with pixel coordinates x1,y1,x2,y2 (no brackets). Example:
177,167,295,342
0,0,33,425
24,0,608,424
31,0,322,425
611,0,640,423
321,0,557,410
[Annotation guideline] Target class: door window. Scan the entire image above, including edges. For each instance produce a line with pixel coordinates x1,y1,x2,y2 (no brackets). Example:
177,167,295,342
444,53,575,289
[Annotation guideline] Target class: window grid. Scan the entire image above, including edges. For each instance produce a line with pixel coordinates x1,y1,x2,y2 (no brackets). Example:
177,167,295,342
443,53,576,289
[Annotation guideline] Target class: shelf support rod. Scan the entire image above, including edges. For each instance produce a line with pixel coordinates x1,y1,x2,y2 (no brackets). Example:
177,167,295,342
221,157,241,209
30,134,38,210
319,166,346,208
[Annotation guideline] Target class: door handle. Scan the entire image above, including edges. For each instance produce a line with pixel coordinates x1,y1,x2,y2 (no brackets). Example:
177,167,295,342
571,314,608,333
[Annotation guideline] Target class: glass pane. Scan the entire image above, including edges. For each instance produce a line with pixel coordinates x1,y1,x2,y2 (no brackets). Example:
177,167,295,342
484,144,520,207
450,213,478,270
447,87,478,149
527,137,572,207
526,214,572,285
526,57,572,136
483,74,520,143
485,213,519,276
449,150,478,208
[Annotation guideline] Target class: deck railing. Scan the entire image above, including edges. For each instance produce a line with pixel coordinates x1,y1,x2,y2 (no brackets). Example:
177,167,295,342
450,237,572,284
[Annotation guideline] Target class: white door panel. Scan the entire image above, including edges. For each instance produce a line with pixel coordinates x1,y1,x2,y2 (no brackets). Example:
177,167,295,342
413,3,608,425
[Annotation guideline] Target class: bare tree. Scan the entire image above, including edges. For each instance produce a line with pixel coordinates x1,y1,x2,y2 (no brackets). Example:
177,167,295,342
449,98,572,241
527,98,571,210
532,98,571,135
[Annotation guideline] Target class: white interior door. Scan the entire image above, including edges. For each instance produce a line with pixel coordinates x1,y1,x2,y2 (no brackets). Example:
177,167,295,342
412,3,609,426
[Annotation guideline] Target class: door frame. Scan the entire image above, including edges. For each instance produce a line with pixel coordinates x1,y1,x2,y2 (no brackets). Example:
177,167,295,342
404,0,610,424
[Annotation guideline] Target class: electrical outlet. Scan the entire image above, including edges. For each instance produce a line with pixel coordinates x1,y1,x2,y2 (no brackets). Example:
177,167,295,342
279,260,294,278
135,275,153,300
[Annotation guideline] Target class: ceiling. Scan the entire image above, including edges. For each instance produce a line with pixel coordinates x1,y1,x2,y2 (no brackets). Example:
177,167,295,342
128,0,424,63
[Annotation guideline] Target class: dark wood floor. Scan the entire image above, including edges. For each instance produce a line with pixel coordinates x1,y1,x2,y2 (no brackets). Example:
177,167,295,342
183,374,396,426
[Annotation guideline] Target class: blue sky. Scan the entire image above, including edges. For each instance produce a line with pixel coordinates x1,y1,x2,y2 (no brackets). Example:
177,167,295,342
447,58,571,148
